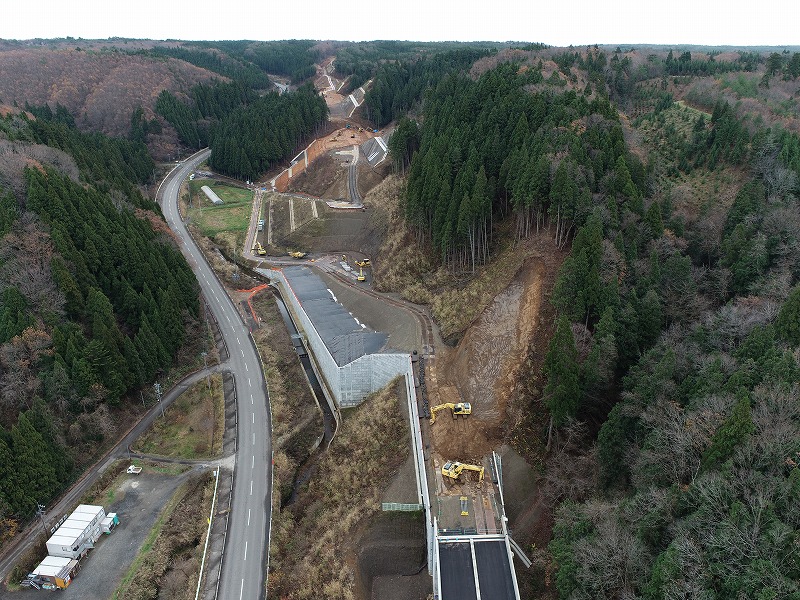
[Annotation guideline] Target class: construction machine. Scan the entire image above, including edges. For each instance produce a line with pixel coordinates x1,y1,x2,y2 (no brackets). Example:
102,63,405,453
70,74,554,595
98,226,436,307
355,258,371,268
357,267,366,282
255,242,266,256
429,402,471,424
288,251,307,259
441,461,484,482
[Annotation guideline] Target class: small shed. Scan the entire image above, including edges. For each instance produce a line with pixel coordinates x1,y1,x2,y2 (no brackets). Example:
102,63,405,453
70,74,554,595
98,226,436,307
31,555,78,589
101,513,119,534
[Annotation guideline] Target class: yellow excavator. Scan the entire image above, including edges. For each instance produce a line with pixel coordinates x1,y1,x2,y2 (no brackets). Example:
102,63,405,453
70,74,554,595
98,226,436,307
357,267,366,282
255,242,266,256
288,251,307,259
355,258,371,268
441,461,484,482
429,402,471,425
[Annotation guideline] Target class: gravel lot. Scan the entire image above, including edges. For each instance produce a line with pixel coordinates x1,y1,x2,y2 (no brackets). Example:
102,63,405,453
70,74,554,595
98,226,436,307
2,470,192,600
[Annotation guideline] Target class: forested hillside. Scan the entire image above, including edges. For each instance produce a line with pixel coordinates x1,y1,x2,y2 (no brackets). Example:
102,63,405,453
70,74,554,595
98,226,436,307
156,79,327,180
0,45,221,145
208,84,328,180
0,107,198,538
548,96,800,598
388,46,800,598
363,48,491,128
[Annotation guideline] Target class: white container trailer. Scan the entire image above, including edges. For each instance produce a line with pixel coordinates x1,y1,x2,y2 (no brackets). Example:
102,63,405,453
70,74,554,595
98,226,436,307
72,505,105,524
46,505,106,559
46,532,90,560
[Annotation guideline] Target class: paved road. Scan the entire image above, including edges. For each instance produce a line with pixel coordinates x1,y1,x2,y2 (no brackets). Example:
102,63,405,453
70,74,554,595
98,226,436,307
160,150,272,600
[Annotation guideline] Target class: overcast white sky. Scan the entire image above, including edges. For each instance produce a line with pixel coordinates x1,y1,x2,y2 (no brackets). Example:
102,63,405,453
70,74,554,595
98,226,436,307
2,0,798,47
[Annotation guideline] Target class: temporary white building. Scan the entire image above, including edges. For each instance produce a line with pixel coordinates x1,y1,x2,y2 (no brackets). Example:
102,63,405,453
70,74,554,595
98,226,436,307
46,505,105,559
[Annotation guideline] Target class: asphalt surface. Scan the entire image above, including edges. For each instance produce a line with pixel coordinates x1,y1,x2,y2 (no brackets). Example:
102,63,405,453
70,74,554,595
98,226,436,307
0,471,194,600
438,541,478,600
474,540,516,600
160,150,272,600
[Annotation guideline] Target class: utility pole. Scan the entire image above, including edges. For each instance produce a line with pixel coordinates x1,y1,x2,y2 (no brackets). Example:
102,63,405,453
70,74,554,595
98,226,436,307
202,352,209,389
35,502,47,534
154,383,164,418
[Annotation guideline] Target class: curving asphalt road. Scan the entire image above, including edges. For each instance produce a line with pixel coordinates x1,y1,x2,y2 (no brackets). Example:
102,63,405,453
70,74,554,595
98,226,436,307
159,151,271,600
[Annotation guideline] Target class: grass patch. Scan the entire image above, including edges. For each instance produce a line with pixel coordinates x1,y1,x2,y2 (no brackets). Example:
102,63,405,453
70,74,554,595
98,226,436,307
113,473,212,600
719,73,759,99
187,179,253,237
133,374,225,459
269,381,409,599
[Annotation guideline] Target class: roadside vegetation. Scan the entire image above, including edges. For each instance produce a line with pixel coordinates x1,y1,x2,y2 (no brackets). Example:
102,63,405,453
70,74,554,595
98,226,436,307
250,290,322,446
268,381,408,600
133,374,225,459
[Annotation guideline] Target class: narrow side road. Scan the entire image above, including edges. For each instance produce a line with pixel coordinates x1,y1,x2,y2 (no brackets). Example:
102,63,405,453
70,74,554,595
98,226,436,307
159,151,272,600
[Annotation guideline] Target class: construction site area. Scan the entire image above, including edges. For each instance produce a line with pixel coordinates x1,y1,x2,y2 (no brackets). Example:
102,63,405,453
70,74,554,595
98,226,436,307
186,58,551,600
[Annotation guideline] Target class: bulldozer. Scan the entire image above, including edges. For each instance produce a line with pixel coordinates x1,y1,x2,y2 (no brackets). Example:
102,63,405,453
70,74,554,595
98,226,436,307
429,402,471,425
441,461,484,482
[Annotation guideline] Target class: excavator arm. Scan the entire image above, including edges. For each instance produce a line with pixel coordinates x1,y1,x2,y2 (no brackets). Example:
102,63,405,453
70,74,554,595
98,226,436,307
429,402,472,425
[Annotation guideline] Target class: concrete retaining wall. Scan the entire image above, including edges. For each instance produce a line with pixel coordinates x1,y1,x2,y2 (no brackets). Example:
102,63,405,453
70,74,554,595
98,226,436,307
338,352,409,407
268,267,436,578
266,268,408,408
270,139,322,193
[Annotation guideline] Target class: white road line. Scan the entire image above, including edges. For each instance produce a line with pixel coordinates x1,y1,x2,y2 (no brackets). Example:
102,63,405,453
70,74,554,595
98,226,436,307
250,480,253,495
252,432,255,445
236,337,241,344
252,455,254,468
251,395,253,405
241,349,245,357
252,413,255,424
248,378,251,386
248,509,251,526
244,541,248,561
239,579,244,600
245,363,249,371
